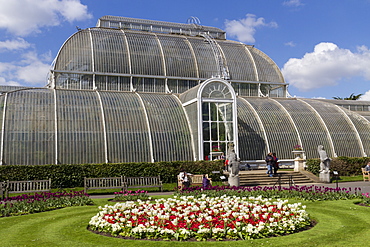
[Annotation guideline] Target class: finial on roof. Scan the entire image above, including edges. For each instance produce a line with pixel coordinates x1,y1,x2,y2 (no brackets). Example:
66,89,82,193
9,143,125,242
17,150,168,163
186,16,201,25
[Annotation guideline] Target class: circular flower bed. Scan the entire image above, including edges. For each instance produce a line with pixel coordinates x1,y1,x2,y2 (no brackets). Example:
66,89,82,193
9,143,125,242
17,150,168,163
89,195,311,241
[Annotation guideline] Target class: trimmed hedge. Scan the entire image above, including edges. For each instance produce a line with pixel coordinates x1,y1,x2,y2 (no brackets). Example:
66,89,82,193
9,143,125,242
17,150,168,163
306,157,370,176
1,156,366,189
0,160,224,189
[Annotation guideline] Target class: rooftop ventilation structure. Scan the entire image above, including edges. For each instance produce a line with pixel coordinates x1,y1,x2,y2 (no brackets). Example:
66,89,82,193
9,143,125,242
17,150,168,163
96,15,226,39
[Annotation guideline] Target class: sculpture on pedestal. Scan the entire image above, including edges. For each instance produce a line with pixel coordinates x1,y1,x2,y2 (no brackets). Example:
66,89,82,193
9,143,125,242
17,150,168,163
318,145,331,183
226,143,240,187
318,145,331,173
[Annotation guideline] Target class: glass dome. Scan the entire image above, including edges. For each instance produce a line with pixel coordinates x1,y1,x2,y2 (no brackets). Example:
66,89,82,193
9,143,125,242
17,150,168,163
49,16,286,97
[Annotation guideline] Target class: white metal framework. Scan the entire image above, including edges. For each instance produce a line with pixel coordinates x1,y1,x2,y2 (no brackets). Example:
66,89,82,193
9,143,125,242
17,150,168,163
48,16,287,98
197,79,238,160
0,16,369,165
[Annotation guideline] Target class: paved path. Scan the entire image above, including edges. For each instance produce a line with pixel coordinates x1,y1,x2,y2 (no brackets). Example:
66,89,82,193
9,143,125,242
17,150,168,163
90,191,173,199
308,181,370,194
90,181,370,199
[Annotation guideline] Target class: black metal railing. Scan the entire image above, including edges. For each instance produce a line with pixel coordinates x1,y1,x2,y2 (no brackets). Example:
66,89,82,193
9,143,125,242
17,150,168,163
273,174,295,187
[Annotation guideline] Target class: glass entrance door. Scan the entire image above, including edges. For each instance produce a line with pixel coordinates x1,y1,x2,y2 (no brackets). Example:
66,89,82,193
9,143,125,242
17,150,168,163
199,80,237,160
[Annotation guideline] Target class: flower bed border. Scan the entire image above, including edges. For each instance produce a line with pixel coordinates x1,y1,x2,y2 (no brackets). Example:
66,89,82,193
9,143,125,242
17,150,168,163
89,195,311,241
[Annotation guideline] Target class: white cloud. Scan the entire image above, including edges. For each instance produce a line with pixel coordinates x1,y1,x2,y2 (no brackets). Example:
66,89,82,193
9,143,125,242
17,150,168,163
0,0,92,36
224,14,278,43
0,51,51,86
59,0,92,22
282,42,370,91
285,41,296,47
283,0,304,7
0,77,21,86
359,91,370,101
17,51,51,84
0,38,31,52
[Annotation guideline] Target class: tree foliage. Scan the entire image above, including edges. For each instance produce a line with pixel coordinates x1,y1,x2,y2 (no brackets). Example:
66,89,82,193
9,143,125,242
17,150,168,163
333,93,363,100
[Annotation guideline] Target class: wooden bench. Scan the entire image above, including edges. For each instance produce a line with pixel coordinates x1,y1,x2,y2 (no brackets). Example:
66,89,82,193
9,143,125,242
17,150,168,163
1,179,52,198
123,176,163,192
0,181,6,199
84,176,125,193
362,168,370,182
177,174,212,190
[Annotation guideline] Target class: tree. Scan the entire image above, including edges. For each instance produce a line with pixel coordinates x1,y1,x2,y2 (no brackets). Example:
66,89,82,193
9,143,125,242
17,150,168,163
333,93,363,100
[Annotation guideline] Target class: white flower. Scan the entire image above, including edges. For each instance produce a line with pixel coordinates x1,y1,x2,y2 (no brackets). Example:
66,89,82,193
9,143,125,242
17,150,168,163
89,194,310,241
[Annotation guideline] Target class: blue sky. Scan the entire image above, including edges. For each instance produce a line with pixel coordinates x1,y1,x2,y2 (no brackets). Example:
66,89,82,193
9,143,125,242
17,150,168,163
1,0,370,100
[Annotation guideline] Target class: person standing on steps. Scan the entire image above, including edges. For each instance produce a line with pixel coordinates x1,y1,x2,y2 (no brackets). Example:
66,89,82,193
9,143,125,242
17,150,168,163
265,152,274,177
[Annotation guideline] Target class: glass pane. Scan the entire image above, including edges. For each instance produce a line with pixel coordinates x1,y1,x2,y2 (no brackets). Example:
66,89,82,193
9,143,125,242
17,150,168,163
3,89,55,165
211,142,221,152
106,76,119,91
56,90,105,164
203,142,210,160
226,123,233,141
201,82,232,99
167,79,177,94
219,122,226,141
139,94,193,162
202,103,209,121
211,122,218,141
132,77,144,92
203,122,210,141
226,103,233,121
95,75,107,90
210,103,217,121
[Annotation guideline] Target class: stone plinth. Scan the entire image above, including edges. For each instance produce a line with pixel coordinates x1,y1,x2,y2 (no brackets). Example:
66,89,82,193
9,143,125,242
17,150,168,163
294,158,305,172
292,150,306,159
292,150,306,172
319,172,330,183
228,176,240,187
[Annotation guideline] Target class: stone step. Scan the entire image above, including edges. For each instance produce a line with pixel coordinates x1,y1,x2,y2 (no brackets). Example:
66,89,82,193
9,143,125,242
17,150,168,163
236,170,316,186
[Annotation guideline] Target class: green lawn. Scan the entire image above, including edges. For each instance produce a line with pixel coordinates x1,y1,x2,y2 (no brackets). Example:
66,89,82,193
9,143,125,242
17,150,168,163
48,175,364,195
0,196,369,247
333,175,363,182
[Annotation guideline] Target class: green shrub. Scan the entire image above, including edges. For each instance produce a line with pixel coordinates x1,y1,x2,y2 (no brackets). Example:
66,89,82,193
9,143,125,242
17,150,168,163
0,190,92,217
306,157,370,176
0,160,224,188
306,158,320,175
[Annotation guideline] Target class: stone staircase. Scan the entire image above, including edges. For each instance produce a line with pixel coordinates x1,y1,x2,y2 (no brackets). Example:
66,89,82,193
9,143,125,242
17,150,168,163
237,169,318,186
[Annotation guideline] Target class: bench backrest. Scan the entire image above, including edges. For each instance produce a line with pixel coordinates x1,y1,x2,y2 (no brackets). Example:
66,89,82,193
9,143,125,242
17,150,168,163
177,174,211,188
0,181,5,198
84,177,124,189
362,168,369,181
6,179,51,194
124,176,161,186
191,175,205,184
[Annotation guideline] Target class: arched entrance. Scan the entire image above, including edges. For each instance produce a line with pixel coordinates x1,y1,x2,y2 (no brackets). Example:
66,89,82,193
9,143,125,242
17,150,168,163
197,79,238,160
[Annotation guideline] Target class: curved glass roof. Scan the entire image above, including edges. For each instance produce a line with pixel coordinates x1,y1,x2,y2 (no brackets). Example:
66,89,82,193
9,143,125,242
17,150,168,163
237,97,370,160
0,88,194,165
0,88,369,165
51,27,285,86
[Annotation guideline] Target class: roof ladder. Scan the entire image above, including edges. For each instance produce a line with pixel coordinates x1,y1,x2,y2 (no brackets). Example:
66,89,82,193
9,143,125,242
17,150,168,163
200,32,230,80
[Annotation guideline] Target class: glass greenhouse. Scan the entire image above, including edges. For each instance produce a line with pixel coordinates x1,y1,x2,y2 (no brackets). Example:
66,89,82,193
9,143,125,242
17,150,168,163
0,15,370,165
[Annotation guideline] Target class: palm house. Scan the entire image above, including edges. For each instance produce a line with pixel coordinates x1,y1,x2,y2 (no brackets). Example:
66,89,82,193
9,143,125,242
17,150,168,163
1,15,370,166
